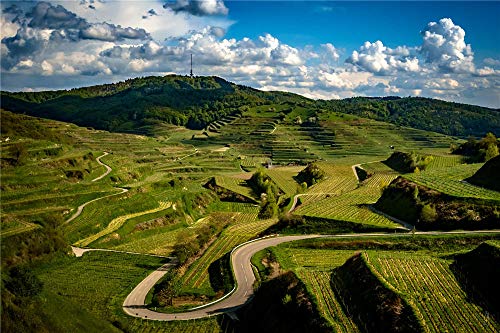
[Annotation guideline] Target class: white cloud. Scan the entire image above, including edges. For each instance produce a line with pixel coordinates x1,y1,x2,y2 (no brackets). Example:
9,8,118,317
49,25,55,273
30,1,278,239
346,41,419,74
0,4,498,108
420,18,475,73
321,43,340,62
164,0,228,16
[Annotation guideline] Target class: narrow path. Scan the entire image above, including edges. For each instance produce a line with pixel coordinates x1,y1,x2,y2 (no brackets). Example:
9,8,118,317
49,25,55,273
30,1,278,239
65,187,128,223
122,230,500,321
75,201,172,247
288,193,306,213
71,246,175,259
66,151,128,223
92,152,112,182
177,148,198,161
351,163,362,181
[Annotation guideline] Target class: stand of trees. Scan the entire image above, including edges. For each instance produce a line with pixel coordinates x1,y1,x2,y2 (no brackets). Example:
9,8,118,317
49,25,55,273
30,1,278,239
451,133,499,162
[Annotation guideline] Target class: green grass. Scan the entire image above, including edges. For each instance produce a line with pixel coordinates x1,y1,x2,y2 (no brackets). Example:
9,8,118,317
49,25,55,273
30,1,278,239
404,163,500,201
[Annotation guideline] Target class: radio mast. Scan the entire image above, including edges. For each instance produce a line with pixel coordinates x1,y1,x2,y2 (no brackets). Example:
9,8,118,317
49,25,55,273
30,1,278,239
190,54,193,78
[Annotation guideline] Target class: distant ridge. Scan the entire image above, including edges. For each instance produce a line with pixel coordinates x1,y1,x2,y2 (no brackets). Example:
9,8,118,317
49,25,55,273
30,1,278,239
1,75,499,137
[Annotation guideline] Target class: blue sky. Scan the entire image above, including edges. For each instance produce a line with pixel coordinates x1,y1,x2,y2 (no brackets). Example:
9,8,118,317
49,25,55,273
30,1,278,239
226,2,500,60
1,1,499,107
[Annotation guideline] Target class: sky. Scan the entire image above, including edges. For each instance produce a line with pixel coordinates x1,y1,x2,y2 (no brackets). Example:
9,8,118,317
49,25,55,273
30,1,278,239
1,1,499,108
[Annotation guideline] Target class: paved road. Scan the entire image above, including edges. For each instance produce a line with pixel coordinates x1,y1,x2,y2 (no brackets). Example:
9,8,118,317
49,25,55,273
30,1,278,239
92,152,112,182
122,230,500,321
123,235,318,320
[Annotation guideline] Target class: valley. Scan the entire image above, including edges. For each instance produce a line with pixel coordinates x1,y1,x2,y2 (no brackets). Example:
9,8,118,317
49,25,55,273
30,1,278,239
1,76,499,333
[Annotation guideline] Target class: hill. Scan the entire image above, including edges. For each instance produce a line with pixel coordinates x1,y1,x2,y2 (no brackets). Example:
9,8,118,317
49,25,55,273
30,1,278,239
374,176,500,230
466,155,500,191
2,75,499,137
0,75,307,133
451,242,500,322
323,96,500,137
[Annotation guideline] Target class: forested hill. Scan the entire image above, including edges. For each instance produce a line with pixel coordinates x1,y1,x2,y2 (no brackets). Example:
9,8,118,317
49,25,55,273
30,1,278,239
1,75,499,137
322,97,500,137
0,75,307,133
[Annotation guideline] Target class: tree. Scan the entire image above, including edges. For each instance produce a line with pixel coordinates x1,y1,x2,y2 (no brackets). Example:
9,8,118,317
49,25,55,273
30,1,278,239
485,143,499,161
420,204,438,223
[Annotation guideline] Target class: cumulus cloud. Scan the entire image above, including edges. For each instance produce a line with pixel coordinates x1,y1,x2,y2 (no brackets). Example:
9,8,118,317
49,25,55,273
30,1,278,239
80,23,149,41
420,18,475,73
346,40,419,74
321,43,340,62
1,1,150,70
28,2,88,30
164,0,228,16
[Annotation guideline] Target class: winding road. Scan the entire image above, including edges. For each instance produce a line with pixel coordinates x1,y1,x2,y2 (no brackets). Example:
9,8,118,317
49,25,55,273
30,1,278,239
92,152,112,182
121,229,500,321
66,152,127,223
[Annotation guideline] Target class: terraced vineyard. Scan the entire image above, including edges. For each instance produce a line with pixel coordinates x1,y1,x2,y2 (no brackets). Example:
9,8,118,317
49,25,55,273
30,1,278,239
2,92,498,333
404,163,500,201
75,201,172,247
213,175,257,201
265,166,303,195
295,191,400,228
179,214,277,293
370,253,498,332
298,270,359,333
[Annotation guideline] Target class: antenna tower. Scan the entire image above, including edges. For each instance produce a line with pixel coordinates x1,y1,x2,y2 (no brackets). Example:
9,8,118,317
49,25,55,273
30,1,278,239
190,54,193,78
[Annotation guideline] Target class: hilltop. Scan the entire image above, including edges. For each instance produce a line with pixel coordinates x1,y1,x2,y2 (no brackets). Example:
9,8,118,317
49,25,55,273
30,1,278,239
1,75,499,137
467,155,500,191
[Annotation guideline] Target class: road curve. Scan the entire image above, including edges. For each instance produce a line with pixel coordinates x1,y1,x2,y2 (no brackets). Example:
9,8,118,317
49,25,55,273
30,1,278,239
122,229,500,321
65,187,128,223
92,152,112,182
123,235,319,320
66,152,128,223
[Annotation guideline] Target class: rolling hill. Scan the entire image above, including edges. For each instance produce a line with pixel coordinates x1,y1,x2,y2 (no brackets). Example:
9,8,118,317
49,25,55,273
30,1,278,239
1,75,499,137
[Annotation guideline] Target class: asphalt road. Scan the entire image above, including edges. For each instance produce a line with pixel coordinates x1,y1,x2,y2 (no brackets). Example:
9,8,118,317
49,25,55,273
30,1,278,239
122,235,318,320
122,230,500,321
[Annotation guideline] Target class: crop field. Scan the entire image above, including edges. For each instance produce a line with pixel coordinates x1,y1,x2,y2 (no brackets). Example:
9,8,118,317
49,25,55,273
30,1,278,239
179,215,277,293
404,163,500,201
272,247,361,332
213,175,257,201
295,186,400,228
426,154,464,169
0,218,40,237
33,251,223,333
298,270,360,333
304,163,358,196
208,201,260,214
265,166,303,195
272,237,500,333
370,252,498,332
2,102,496,333
75,201,172,247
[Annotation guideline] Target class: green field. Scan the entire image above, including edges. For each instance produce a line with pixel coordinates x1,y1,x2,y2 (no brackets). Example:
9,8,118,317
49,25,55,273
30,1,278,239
1,99,498,333
271,235,500,333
